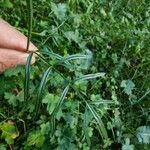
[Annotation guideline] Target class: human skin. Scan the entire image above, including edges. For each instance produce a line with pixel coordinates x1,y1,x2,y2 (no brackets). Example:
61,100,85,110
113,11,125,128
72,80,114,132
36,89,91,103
0,19,37,72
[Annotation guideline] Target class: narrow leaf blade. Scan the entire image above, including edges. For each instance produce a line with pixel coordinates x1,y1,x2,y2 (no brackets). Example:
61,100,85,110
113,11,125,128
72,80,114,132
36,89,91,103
34,67,51,118
86,102,108,140
75,73,105,82
24,52,33,101
52,85,69,117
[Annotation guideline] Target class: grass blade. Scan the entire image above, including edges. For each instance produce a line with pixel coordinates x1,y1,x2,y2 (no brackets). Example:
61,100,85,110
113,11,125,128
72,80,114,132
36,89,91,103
71,85,108,142
24,52,33,101
41,48,63,60
52,85,69,117
132,89,150,106
34,67,51,119
50,85,69,134
62,54,88,62
75,73,105,82
90,100,114,105
50,116,56,136
86,102,108,140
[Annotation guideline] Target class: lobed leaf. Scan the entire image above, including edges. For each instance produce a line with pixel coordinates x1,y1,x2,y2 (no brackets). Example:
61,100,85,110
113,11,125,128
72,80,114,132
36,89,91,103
136,126,150,144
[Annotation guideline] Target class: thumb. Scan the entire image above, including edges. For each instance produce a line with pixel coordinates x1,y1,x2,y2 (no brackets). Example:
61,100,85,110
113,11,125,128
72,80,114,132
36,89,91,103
0,48,35,72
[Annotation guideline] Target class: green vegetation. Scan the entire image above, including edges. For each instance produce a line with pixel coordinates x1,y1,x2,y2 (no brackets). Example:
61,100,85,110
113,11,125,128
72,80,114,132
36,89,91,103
0,0,150,149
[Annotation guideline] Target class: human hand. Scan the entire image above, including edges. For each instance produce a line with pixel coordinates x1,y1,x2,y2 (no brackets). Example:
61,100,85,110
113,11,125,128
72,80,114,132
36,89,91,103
0,19,37,72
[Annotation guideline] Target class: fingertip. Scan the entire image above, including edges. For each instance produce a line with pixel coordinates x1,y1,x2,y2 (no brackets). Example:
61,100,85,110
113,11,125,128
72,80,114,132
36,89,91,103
21,52,36,65
28,43,38,52
0,48,37,72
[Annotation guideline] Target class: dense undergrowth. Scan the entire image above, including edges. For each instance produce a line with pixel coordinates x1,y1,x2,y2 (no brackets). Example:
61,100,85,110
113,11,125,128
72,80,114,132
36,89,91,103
0,0,150,149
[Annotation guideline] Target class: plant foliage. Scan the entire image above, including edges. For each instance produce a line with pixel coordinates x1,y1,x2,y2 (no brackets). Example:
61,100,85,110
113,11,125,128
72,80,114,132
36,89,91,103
0,0,150,149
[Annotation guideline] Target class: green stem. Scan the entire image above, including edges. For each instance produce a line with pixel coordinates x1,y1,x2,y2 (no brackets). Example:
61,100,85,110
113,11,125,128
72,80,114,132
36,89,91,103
26,0,33,51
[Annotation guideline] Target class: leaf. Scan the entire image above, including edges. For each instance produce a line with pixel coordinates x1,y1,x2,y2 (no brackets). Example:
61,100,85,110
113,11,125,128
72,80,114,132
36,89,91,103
51,2,67,21
24,52,33,101
4,66,24,77
40,122,50,135
60,49,93,70
42,93,59,114
122,144,134,150
74,80,87,94
85,102,108,140
0,121,19,145
64,30,81,43
100,8,107,18
83,108,93,147
0,144,6,150
1,0,13,8
0,76,16,95
90,100,114,105
41,48,63,60
27,130,45,148
121,80,135,95
122,138,134,150
4,92,17,106
35,67,51,118
136,126,150,144
62,54,89,62
52,85,69,116
75,73,105,82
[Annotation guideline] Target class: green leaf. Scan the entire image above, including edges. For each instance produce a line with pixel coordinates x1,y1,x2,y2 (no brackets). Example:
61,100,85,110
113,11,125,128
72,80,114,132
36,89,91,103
40,122,50,135
52,85,69,116
0,144,6,150
121,80,135,95
122,144,134,150
41,48,63,60
1,0,13,8
42,93,59,114
49,85,69,136
74,80,87,94
85,102,108,141
0,121,19,145
83,109,93,147
136,126,150,144
62,54,89,62
90,100,114,105
75,73,105,82
4,92,17,106
4,66,24,77
51,2,67,21
64,30,81,43
24,52,33,101
35,67,51,118
122,138,134,150
100,8,107,18
27,130,45,148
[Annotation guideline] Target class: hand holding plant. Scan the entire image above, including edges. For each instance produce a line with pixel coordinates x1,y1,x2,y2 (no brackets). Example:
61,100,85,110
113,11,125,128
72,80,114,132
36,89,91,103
0,19,37,72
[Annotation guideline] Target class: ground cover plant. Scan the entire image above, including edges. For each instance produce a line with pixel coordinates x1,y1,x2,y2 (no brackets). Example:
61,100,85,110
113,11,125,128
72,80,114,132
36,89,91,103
0,0,150,149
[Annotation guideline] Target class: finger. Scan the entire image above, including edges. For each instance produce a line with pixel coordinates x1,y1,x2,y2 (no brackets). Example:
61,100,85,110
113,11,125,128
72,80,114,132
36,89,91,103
0,48,35,72
0,19,38,52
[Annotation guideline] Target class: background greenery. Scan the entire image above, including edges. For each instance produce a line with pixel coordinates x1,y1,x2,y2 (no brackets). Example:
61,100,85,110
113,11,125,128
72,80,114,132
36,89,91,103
0,0,150,149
